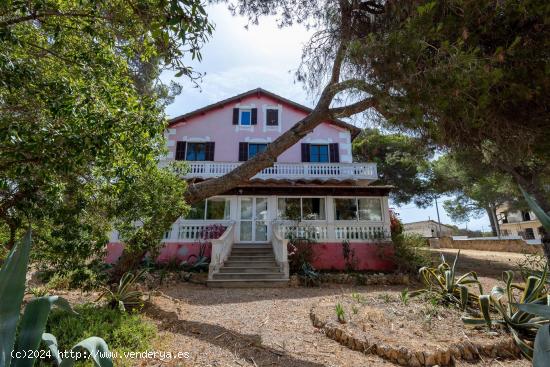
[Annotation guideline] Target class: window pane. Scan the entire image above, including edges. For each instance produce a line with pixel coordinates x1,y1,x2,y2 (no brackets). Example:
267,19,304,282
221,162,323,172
277,198,301,220
240,198,253,220
248,143,267,159
358,198,382,221
186,143,206,161
240,110,251,125
240,221,252,241
334,198,357,220
206,198,230,220
302,198,326,220
310,144,329,162
266,109,278,126
186,200,206,219
255,197,268,221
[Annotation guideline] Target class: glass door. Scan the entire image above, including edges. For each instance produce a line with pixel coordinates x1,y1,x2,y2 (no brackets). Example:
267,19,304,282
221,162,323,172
239,197,269,242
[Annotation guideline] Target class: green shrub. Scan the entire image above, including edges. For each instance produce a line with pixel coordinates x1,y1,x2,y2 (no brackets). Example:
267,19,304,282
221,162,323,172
47,303,156,356
392,233,432,274
390,213,431,274
287,237,316,274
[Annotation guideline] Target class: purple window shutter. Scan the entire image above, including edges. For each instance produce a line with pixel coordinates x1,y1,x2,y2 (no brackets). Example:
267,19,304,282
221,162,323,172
329,143,340,162
251,108,257,125
239,142,248,161
205,142,215,161
232,108,239,125
175,141,186,161
301,143,310,162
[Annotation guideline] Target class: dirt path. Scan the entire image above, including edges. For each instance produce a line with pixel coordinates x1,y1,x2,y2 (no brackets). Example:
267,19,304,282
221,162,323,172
143,280,529,367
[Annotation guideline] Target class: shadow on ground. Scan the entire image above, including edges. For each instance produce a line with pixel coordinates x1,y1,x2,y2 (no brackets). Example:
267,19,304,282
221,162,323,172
144,302,326,367
159,283,409,306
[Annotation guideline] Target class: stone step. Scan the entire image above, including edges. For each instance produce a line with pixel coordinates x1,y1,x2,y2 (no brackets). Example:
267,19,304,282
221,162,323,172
224,260,278,267
227,255,276,261
230,250,274,256
207,279,288,288
219,266,281,273
212,272,285,280
232,243,272,248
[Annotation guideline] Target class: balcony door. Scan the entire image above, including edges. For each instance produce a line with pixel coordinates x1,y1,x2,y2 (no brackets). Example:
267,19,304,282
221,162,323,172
238,197,269,243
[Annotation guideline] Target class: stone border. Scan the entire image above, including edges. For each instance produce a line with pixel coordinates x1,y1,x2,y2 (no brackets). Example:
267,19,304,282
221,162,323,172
289,273,410,287
310,304,521,366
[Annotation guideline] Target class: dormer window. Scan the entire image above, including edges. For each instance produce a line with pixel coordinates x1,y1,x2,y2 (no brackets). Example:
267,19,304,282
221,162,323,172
233,107,257,126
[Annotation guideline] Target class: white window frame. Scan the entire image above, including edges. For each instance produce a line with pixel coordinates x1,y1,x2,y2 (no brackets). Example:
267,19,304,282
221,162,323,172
185,197,232,221
276,196,327,221
235,104,255,132
239,108,252,126
263,104,282,132
333,197,384,222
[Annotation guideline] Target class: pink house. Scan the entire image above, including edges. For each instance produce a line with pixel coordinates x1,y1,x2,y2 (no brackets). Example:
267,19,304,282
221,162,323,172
108,88,393,286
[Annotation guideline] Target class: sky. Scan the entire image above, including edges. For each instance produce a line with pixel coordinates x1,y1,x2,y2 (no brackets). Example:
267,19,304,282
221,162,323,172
161,3,491,231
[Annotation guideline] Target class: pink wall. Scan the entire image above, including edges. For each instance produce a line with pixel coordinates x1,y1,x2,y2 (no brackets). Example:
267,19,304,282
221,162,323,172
105,242,395,271
310,242,395,271
105,242,212,265
167,94,353,163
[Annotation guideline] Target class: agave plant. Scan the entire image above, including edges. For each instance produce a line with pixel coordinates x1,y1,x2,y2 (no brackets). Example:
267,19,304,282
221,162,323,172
462,268,549,361
518,186,550,366
97,269,146,312
0,230,113,367
409,250,483,310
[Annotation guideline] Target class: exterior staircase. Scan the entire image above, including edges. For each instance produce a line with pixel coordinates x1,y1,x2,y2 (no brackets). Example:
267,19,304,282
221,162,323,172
207,243,289,287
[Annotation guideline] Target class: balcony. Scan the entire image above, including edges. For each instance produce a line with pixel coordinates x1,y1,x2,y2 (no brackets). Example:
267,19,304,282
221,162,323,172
177,161,378,181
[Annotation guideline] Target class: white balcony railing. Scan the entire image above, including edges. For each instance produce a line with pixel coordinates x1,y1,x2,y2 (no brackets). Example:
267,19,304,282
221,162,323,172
276,221,390,242
177,161,377,181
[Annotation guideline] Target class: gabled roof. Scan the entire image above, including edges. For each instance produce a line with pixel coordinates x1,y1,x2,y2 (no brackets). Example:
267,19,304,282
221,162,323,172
168,88,361,139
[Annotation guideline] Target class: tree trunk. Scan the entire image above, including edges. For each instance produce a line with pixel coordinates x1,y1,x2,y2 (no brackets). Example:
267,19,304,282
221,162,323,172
485,206,498,237
110,249,148,282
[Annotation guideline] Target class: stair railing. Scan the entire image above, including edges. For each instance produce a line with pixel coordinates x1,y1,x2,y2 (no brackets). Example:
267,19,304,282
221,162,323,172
208,223,235,280
271,223,289,278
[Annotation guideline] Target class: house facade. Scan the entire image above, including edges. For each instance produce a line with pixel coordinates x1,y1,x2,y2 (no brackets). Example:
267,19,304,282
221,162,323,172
403,220,454,238
497,204,544,244
107,88,394,286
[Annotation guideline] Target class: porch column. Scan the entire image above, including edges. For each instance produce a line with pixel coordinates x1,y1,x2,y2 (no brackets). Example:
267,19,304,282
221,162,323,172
229,197,239,242
381,196,391,237
326,196,336,241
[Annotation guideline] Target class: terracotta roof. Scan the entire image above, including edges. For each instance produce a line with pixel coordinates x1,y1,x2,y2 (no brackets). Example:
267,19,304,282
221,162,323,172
168,88,362,139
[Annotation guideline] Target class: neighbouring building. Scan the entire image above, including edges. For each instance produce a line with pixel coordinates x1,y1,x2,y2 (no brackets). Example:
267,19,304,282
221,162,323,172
403,220,454,238
107,88,394,286
497,204,544,242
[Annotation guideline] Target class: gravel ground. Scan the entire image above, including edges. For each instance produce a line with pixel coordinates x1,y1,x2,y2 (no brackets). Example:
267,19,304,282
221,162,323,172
141,282,529,367
51,248,533,366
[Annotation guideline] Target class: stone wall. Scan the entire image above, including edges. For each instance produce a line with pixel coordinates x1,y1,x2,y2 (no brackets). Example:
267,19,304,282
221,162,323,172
430,237,541,254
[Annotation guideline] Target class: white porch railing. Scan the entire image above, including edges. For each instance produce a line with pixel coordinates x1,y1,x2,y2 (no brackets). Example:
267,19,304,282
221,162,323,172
208,223,235,280
275,221,390,242
177,161,377,181
271,224,289,278
162,221,233,242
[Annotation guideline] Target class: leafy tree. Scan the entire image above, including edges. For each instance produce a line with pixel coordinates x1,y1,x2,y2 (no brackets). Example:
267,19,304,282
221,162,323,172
430,153,518,236
353,128,434,207
1,1,211,278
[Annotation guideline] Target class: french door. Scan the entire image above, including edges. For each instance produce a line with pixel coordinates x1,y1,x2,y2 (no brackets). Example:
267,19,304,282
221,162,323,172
238,197,269,243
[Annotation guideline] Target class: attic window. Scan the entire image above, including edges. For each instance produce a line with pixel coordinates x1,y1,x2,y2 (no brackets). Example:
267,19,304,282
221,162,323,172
266,108,279,126
240,109,251,125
